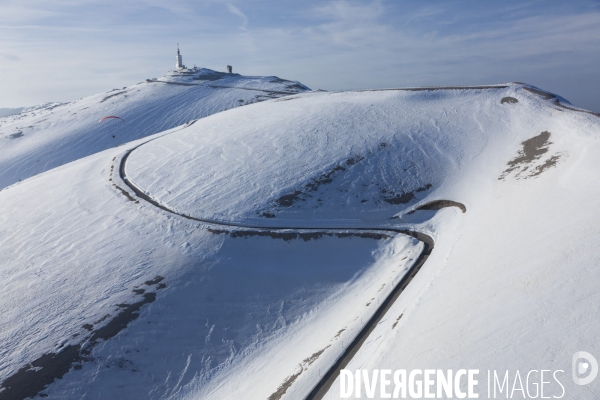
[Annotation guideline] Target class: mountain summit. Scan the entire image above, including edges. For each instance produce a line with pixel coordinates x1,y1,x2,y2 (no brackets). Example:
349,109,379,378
0,67,310,189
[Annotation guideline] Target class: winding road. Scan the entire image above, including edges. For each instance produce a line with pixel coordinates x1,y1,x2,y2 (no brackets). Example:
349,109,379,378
0,87,470,400
118,135,465,400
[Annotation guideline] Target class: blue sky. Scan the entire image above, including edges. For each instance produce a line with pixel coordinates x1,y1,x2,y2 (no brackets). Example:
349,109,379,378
1,0,599,111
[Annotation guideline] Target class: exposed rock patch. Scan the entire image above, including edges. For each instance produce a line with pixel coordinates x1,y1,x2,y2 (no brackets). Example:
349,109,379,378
499,131,562,180
8,132,23,139
260,144,431,218
383,183,432,205
409,200,466,214
501,97,518,104
267,345,330,400
208,228,391,242
0,278,166,400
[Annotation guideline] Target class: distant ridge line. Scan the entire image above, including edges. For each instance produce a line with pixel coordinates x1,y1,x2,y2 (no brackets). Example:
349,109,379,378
340,84,510,93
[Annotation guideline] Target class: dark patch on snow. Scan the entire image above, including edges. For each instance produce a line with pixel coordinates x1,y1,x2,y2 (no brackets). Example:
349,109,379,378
552,100,600,119
95,315,110,324
270,77,291,84
522,86,556,100
112,183,139,203
501,97,519,104
355,85,509,93
408,200,467,214
530,154,561,177
110,162,138,203
505,132,552,170
522,86,599,118
303,346,330,366
8,132,23,139
0,285,162,400
268,344,331,400
286,83,308,92
383,183,432,205
499,131,561,180
261,144,432,216
333,328,346,339
305,165,347,191
100,90,127,103
261,211,276,218
268,77,309,92
392,314,403,329
242,93,280,105
268,365,304,400
106,358,138,372
272,158,360,211
345,155,364,166
208,228,391,242
275,96,299,102
275,190,303,208
144,276,164,286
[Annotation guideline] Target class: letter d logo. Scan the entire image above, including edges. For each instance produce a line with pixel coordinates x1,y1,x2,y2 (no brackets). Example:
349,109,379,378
573,351,598,385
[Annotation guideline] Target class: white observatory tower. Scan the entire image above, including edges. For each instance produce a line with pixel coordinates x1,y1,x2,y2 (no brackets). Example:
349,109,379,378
175,44,185,70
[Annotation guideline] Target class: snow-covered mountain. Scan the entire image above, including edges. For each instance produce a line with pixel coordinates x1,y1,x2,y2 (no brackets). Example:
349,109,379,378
0,68,309,190
1,82,600,399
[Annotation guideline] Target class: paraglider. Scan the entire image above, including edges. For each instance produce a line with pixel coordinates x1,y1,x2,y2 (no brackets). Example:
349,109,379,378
98,116,124,124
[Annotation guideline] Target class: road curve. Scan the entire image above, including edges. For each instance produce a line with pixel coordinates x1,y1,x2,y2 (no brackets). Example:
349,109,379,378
119,147,435,243
118,137,465,399
1,86,479,399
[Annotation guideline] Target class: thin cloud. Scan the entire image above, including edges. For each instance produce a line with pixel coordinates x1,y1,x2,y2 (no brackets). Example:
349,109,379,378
312,0,384,21
1,53,20,61
0,2,59,24
227,3,248,30
1,0,599,112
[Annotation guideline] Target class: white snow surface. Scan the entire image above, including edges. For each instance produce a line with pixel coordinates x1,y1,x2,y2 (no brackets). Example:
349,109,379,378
0,68,309,190
1,82,600,399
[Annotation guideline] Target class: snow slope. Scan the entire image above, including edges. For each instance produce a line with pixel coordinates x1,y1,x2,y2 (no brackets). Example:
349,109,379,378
0,138,422,400
0,68,309,190
1,82,600,399
322,92,600,399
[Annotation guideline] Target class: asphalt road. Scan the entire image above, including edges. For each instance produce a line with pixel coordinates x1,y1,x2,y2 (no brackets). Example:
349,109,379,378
118,133,465,400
